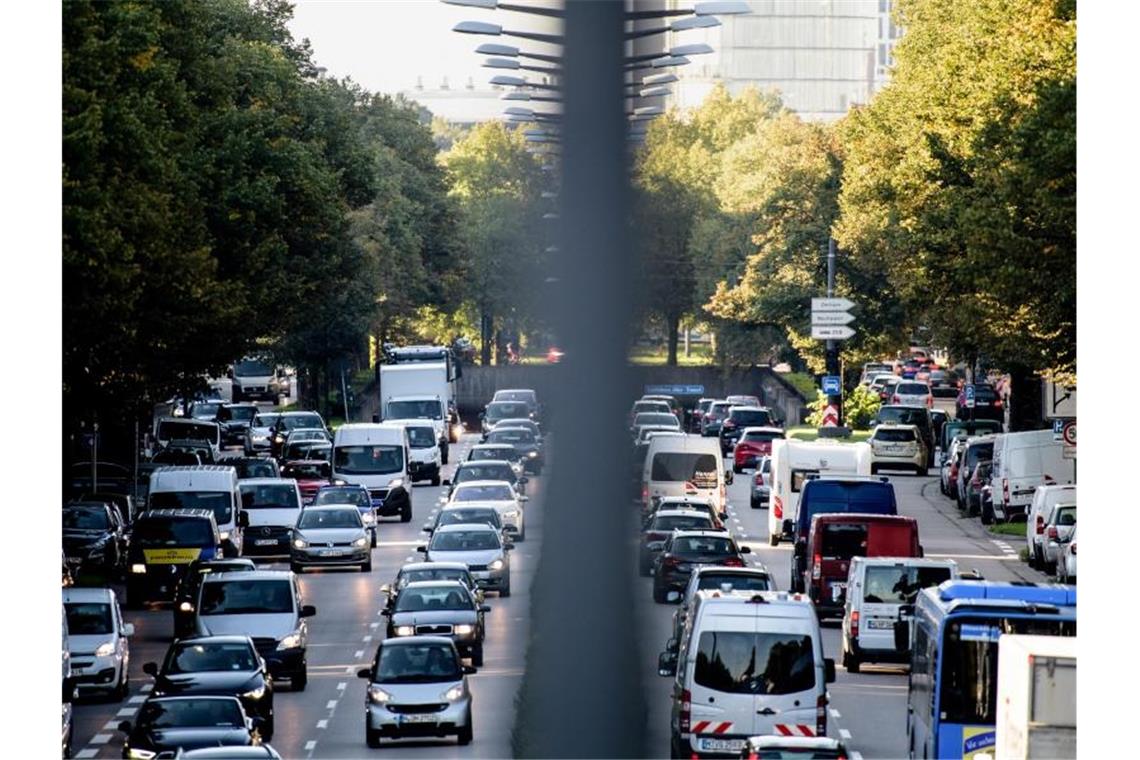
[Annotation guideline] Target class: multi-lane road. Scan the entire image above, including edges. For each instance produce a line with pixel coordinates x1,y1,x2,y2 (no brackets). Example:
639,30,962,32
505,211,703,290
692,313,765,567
69,424,1046,759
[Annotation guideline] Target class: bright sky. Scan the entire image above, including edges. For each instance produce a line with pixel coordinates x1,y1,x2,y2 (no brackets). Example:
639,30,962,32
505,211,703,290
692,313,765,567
288,0,547,95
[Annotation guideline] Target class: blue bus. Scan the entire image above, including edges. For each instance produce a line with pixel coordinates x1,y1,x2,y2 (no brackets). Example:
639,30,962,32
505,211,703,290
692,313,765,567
905,581,1076,759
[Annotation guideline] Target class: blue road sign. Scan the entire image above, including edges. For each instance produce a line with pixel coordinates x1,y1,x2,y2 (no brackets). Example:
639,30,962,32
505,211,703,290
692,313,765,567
965,384,976,408
822,376,842,395
645,384,705,396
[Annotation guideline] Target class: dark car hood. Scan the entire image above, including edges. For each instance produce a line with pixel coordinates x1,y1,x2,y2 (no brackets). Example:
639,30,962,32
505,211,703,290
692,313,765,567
137,727,252,751
63,528,110,541
156,671,260,696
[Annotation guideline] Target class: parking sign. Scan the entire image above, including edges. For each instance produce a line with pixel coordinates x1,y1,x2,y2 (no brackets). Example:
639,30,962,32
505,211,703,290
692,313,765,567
822,375,841,395
965,385,976,408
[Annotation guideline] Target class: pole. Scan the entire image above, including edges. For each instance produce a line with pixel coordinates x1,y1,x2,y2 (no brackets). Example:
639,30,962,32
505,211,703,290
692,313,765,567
826,238,843,426
91,420,99,492
133,419,139,519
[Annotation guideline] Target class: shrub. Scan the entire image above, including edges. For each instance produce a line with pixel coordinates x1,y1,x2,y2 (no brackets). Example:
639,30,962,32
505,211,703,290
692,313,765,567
804,384,880,430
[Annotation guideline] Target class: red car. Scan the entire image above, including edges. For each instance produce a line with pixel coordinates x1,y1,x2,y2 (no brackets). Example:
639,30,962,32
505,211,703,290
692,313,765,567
732,426,786,473
281,460,331,505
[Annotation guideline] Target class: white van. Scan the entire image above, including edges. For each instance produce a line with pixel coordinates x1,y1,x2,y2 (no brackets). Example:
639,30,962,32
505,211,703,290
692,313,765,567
148,466,244,557
387,419,443,486
767,440,872,545
152,417,222,462
660,590,835,757
991,430,1074,521
332,423,414,522
642,436,730,515
238,478,303,558
840,556,958,673
1025,484,1077,569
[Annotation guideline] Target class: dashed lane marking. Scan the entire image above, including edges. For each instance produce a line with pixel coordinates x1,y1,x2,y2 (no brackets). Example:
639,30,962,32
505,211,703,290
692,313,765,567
927,553,1019,561
354,650,364,658
829,709,841,718
344,666,354,674
337,682,347,690
369,621,380,629
317,719,328,729
116,707,137,717
139,683,152,692
128,695,146,703
102,721,119,731
305,740,317,751
839,728,852,740
75,751,99,759
89,734,111,745
326,700,338,710
375,540,426,547
851,753,864,760
362,635,373,643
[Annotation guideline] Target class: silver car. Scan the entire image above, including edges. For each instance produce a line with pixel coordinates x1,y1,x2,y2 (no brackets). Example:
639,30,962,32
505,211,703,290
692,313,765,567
358,637,475,747
418,523,513,596
384,580,490,666
63,587,134,699
244,412,281,456
289,505,372,573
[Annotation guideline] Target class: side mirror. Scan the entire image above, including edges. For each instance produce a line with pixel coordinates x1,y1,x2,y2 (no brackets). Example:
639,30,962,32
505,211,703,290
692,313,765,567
657,651,678,677
422,526,433,533
118,720,132,734
478,412,485,419
739,546,752,554
479,605,491,613
719,511,728,521
475,590,485,604
300,604,317,618
666,637,678,653
665,590,682,604
379,609,390,616
142,662,158,677
441,478,451,486
238,511,250,528
519,495,530,502
379,584,391,595
356,667,372,680
918,544,925,558
724,468,734,485
416,546,427,554
960,569,985,581
646,541,665,553
463,665,478,675
122,623,135,637
825,658,837,683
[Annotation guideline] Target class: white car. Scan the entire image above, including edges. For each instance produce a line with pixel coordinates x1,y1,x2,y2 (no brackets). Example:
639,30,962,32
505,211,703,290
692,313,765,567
1025,484,1076,570
868,424,928,475
1057,525,1076,583
890,381,933,408
1042,503,1076,575
448,480,528,541
62,587,134,700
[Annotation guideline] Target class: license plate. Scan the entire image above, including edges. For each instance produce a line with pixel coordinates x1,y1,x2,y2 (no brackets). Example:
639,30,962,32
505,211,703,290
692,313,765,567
868,618,894,629
399,714,438,724
831,583,846,601
254,539,278,546
320,549,348,557
698,738,744,752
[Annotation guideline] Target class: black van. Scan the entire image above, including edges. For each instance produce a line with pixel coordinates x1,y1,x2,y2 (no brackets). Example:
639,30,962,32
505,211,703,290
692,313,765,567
125,509,221,607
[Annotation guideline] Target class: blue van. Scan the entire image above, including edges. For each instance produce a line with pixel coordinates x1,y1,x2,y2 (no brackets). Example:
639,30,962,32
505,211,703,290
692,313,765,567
790,477,898,592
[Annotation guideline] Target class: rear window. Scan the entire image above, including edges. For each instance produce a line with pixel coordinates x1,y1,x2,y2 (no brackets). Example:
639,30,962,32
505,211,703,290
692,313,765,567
696,573,771,592
896,383,928,395
874,428,916,443
671,536,734,555
635,413,679,427
239,483,299,509
651,515,712,532
694,632,816,695
731,409,772,426
651,453,719,486
710,403,732,415
821,523,867,559
965,442,994,468
743,430,783,443
877,407,928,427
862,565,954,604
970,385,997,400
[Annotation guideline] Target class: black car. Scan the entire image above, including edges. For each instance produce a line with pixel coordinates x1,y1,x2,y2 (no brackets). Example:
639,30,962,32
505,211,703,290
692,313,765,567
62,503,126,578
162,439,217,465
230,458,281,480
80,492,136,526
144,636,275,740
446,461,526,498
218,404,260,447
650,531,751,603
383,581,490,666
173,559,257,638
873,405,936,470
480,401,532,435
955,383,1004,423
119,696,257,757
484,427,544,474
638,511,719,576
719,406,778,454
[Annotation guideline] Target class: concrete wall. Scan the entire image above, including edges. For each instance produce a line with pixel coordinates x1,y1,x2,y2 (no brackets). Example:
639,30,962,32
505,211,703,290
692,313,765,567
454,364,811,425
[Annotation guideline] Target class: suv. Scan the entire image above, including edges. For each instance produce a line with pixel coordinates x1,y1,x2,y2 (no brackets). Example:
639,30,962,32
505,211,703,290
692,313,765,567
62,502,127,578
701,401,733,437
872,405,935,470
172,558,257,637
719,407,777,454
126,509,222,607
194,570,316,689
955,383,1004,423
651,530,752,603
868,424,927,475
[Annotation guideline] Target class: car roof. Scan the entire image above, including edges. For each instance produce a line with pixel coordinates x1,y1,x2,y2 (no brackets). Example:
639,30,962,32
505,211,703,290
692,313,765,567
454,480,514,488
670,530,734,539
739,426,784,435
435,523,498,534
201,570,295,583
401,580,467,591
63,587,116,604
658,496,714,506
317,483,367,490
472,444,515,450
693,565,770,577
278,411,323,417
299,503,359,512
747,736,843,750
382,635,456,647
728,405,768,412
172,634,256,647
239,478,298,486
457,460,512,469
654,509,714,520
874,423,919,430
136,508,216,521
399,561,470,573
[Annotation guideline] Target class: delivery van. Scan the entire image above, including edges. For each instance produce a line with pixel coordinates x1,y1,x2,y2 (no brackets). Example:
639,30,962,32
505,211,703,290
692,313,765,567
642,436,730,515
768,440,872,546
147,466,245,557
991,430,1074,521
332,423,413,522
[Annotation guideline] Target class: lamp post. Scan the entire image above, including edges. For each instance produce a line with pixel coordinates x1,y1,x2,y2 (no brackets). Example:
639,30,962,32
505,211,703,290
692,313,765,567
483,57,561,76
453,20,563,45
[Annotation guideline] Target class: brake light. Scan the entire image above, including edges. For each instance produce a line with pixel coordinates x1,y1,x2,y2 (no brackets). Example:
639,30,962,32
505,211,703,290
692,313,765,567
754,471,764,486
642,484,649,504
1003,478,1010,504
850,610,860,639
722,556,744,567
950,463,959,479
1035,515,1045,535
1070,542,1076,555
926,395,933,408
811,553,821,580
723,421,736,430
680,688,691,732
1047,526,1058,540
816,693,828,736
773,496,783,519
994,398,1003,408
663,556,681,568
891,395,901,404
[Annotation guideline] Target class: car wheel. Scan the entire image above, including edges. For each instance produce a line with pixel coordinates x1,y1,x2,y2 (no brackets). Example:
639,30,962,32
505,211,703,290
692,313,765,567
371,530,378,549
113,668,129,701
261,714,275,741
366,725,381,749
844,650,861,674
500,582,511,598
400,506,412,523
431,473,441,487
472,643,484,668
457,713,473,745
361,558,372,573
1029,546,1041,570
670,734,685,759
768,533,779,547
652,582,668,604
980,502,994,525
732,463,742,474
441,445,449,465
293,669,307,691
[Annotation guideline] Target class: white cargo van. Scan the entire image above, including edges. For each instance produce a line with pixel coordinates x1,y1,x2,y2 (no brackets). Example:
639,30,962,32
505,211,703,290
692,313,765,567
991,430,1074,521
1025,484,1076,568
659,590,835,757
332,424,414,522
840,556,958,672
379,362,454,462
767,440,872,546
148,466,245,557
642,436,730,515
152,417,222,462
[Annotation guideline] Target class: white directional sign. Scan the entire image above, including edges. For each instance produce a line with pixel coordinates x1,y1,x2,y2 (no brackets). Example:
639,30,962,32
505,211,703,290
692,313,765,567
811,297,855,312
811,311,855,326
811,325,856,340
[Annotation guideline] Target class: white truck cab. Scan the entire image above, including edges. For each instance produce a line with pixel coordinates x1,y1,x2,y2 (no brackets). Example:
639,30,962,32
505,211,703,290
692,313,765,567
767,439,872,546
332,424,414,522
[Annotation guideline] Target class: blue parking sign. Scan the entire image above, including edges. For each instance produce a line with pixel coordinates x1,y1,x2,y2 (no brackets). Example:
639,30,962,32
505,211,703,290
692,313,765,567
965,384,976,408
822,375,841,395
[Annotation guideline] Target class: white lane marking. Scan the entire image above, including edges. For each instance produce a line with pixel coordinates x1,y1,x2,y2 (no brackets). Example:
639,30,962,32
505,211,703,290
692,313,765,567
739,532,748,538
116,707,137,717
139,682,153,692
369,621,380,629
363,635,373,642
305,740,317,751
354,650,364,658
128,695,146,703
375,540,427,547
75,751,99,759
405,556,414,562
851,753,863,760
317,719,329,729
344,666,354,674
337,682,347,690
840,728,852,740
326,700,338,709
926,553,1019,561
103,721,120,731
89,734,112,745
829,708,841,718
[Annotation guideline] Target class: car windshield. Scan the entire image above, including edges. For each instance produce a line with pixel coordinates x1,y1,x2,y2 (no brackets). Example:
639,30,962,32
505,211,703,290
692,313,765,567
284,444,331,462
672,536,734,555
149,492,233,527
878,408,928,427
251,414,280,429
63,506,109,530
157,420,217,443
651,515,712,531
234,360,273,377
279,414,323,431
431,531,501,551
65,603,113,635
394,585,472,612
297,509,362,530
283,462,331,480
199,579,294,615
965,442,994,468
334,445,404,475
487,429,535,444
235,460,278,479
374,643,462,684
134,517,214,546
239,483,299,509
633,402,671,414
694,632,816,695
166,641,258,673
139,699,244,729
635,413,678,427
224,406,257,423
862,565,953,604
406,427,436,447
456,464,514,483
440,509,501,528
710,403,732,416
875,428,916,442
387,400,443,420
454,485,514,502
399,568,469,587
696,574,772,592
486,402,529,420
313,488,370,508
651,453,719,487
191,403,222,417
470,447,516,462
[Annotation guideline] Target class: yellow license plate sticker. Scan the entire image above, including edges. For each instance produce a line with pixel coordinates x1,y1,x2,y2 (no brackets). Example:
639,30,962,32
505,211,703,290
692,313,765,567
143,548,201,564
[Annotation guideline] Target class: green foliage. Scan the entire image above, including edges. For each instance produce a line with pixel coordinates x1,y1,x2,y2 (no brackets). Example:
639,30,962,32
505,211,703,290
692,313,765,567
804,384,880,430
781,373,819,401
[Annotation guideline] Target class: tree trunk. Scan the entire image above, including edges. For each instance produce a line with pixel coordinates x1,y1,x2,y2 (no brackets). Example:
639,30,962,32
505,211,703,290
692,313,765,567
480,309,492,366
666,312,680,366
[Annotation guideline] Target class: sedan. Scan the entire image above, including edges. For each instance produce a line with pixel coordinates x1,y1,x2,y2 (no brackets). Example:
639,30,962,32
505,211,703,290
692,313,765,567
651,531,751,603
280,459,332,505
466,444,525,477
244,412,281,456
418,524,513,597
751,456,771,508
119,696,258,757
639,510,718,576
484,426,544,474
383,581,491,666
448,480,527,541
312,484,377,547
446,461,526,498
424,505,505,537
173,559,257,638
731,426,784,472
62,503,125,578
63,587,134,700
380,562,485,614
144,635,275,740
889,381,934,408
290,505,371,573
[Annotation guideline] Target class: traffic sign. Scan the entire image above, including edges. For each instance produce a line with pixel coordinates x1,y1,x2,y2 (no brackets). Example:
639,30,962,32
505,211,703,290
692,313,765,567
821,404,840,427
812,297,855,312
1062,420,1075,447
811,311,855,326
822,375,842,395
811,325,855,340
645,384,705,396
964,385,976,408
1052,419,1065,441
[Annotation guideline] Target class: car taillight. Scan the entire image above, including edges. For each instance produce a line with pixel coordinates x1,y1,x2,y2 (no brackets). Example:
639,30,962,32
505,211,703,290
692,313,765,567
773,496,783,519
816,693,827,736
950,463,958,479
1035,515,1045,535
1070,542,1076,555
1047,526,1058,540
926,396,933,408
850,610,860,639
723,421,736,429
642,484,649,504
722,556,744,567
811,553,821,580
994,398,1003,408
680,688,691,732
1003,478,1010,504
663,556,680,567
754,471,764,486
891,395,901,404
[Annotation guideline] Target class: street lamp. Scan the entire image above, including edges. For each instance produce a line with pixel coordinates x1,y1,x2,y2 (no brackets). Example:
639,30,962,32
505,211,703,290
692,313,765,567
490,74,560,91
502,91,563,103
625,15,721,41
625,0,752,20
626,43,713,65
453,20,563,44
443,0,564,17
639,85,672,98
483,57,561,76
476,42,561,64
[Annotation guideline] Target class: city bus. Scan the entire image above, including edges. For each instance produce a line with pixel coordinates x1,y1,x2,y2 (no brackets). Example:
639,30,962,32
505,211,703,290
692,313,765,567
904,581,1076,759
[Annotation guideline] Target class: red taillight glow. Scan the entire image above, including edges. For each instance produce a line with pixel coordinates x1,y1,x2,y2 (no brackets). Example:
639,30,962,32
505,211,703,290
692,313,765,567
722,556,745,567
773,496,783,519
663,556,681,567
680,689,691,732
891,395,901,404
994,398,1003,408
1035,515,1045,535
754,471,764,486
850,610,860,638
816,693,828,736
641,484,649,504
1047,526,1058,540
811,553,821,580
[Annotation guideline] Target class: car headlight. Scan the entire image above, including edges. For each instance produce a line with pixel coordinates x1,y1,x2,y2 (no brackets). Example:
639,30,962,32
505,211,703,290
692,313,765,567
274,435,285,443
128,749,157,760
368,685,392,704
394,625,415,636
94,641,115,657
453,624,475,635
293,538,308,549
488,559,505,571
352,536,369,548
179,601,194,613
131,563,147,574
252,434,268,443
503,510,519,520
443,684,464,701
277,632,302,650
388,478,404,489
219,531,230,542
361,512,375,525
241,685,266,700
528,451,538,458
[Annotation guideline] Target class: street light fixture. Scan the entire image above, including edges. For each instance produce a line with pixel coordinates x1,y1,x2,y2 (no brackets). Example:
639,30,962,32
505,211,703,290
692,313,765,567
625,56,690,75
443,0,564,17
626,43,713,65
640,72,680,86
502,91,563,102
625,0,752,20
625,15,720,40
475,42,561,64
483,57,561,76
490,74,560,91
639,85,672,98
453,20,563,44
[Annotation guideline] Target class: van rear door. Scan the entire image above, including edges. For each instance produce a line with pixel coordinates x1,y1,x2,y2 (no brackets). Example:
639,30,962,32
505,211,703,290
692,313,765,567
751,619,820,738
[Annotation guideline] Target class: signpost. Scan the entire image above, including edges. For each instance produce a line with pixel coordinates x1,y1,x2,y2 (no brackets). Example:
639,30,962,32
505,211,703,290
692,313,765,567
811,325,856,340
814,240,854,433
644,384,705,396
1061,419,1076,459
822,376,842,395
810,311,856,326
965,385,976,408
